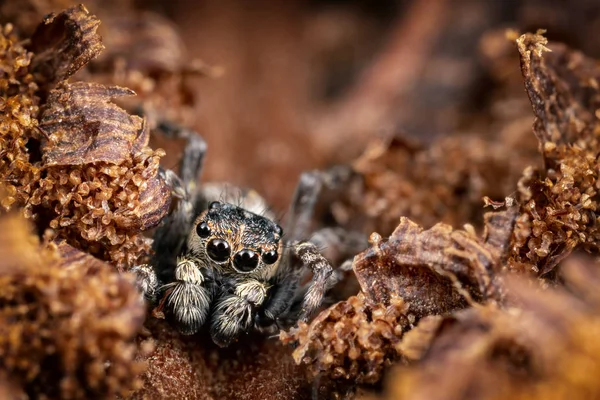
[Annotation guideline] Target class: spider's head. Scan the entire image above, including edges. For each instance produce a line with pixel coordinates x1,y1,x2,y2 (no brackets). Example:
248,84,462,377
186,201,283,277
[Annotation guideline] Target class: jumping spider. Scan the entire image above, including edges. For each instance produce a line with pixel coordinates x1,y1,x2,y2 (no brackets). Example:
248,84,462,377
133,123,365,347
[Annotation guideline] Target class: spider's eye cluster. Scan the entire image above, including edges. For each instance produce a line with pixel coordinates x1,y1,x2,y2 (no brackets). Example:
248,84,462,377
207,238,231,262
234,249,259,272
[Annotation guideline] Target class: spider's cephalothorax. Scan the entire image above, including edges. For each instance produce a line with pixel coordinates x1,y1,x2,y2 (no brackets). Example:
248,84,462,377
132,123,366,347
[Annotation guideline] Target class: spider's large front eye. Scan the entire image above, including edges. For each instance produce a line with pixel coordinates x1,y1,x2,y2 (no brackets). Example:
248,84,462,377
262,250,278,265
207,239,231,262
196,222,211,238
233,249,259,272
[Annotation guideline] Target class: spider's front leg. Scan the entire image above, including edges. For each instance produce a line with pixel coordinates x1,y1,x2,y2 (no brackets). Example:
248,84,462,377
210,278,269,347
131,122,207,308
161,257,213,335
152,132,207,275
294,242,335,322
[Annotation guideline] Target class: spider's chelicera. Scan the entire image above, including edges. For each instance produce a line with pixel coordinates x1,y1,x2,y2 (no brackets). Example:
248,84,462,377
132,124,361,347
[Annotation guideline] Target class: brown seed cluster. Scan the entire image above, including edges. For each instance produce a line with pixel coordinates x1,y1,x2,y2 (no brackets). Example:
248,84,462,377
0,23,40,211
0,213,147,399
282,294,408,385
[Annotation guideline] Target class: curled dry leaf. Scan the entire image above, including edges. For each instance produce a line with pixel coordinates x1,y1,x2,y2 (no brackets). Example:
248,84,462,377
354,217,502,315
0,213,147,399
508,31,600,275
29,4,104,94
40,82,146,165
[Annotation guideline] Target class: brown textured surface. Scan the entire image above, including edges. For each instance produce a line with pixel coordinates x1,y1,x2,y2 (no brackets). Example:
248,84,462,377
282,294,408,385
354,217,500,314
40,82,145,165
348,134,534,236
0,23,40,211
4,1,600,399
0,5,171,269
135,318,318,400
0,213,146,399
29,4,104,93
380,259,600,400
507,32,600,276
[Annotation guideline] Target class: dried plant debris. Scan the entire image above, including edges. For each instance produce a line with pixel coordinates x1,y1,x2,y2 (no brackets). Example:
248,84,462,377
348,134,532,236
93,11,187,75
380,257,600,400
508,31,600,276
294,30,600,397
28,4,104,94
0,0,80,37
40,82,147,165
32,80,169,268
282,209,515,387
282,293,408,385
0,6,170,269
88,8,216,128
0,23,41,211
0,213,146,399
354,216,507,314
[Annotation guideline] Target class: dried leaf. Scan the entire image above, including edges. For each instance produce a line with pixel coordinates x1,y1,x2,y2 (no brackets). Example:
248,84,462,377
29,4,104,92
353,217,500,317
380,258,600,400
40,82,146,165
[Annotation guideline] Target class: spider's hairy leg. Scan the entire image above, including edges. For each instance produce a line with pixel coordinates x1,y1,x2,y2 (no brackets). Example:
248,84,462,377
284,165,359,243
210,279,268,347
309,226,367,268
130,263,159,301
284,170,323,244
152,132,207,277
162,257,212,335
295,241,335,322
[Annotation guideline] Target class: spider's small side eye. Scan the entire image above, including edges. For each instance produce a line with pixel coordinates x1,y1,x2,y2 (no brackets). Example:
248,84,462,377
233,249,259,272
207,239,231,262
209,201,221,210
196,222,211,238
262,250,278,265
274,225,283,236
